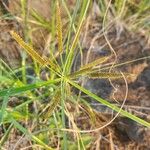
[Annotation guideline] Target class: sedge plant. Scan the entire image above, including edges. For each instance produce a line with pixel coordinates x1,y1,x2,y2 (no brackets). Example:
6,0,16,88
0,0,150,149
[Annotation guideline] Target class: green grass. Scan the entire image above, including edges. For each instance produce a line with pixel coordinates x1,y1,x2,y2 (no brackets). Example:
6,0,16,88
0,0,150,149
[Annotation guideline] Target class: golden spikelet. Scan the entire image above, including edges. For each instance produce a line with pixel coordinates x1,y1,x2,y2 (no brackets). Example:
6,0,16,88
40,90,61,118
80,56,110,70
68,56,110,79
10,31,47,65
56,0,63,54
68,68,91,79
87,72,134,79
10,31,60,72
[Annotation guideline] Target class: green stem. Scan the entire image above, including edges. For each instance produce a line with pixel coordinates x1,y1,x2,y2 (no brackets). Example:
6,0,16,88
67,79,150,128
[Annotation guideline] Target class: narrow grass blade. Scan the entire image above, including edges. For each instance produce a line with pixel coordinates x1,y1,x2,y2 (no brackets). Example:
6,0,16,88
0,76,13,83
0,123,14,146
0,79,61,97
31,9,51,30
0,93,10,124
67,79,150,128
60,81,68,150
115,0,125,14
62,0,81,55
11,118,54,150
138,0,150,13
97,56,150,72
64,0,91,74
0,59,17,79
